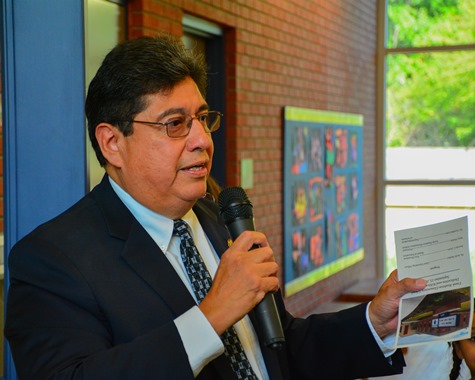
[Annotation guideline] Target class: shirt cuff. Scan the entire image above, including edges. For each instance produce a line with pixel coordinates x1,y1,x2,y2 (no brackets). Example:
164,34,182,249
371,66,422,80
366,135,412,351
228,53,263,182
174,306,224,376
366,302,397,358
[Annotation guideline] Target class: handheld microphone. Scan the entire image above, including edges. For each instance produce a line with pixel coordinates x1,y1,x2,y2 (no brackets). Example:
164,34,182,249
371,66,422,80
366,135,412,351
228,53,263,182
218,187,285,350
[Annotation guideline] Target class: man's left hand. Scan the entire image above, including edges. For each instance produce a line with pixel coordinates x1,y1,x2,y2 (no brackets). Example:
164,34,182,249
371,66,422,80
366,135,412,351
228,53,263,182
368,270,426,338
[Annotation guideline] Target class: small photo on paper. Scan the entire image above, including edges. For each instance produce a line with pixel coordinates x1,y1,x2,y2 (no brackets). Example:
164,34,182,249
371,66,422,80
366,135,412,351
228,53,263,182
398,287,472,347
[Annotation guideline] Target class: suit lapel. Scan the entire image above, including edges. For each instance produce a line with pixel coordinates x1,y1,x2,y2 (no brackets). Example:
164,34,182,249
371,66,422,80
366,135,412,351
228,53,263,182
120,222,197,316
93,175,196,316
193,199,231,258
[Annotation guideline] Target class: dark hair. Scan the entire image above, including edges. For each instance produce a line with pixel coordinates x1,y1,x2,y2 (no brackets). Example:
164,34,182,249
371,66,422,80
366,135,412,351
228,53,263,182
85,34,208,166
205,176,222,202
449,342,462,380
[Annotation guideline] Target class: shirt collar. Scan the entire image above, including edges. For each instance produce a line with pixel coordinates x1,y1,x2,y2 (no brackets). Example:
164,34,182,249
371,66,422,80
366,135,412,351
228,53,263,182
108,177,198,252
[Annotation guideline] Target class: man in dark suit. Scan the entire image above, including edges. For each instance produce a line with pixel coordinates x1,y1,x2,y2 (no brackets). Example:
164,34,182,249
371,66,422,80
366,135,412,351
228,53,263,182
5,34,426,379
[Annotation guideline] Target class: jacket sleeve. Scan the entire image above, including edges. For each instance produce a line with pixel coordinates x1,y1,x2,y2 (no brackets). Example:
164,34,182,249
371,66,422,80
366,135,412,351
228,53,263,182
276,294,405,380
198,199,406,380
5,237,196,380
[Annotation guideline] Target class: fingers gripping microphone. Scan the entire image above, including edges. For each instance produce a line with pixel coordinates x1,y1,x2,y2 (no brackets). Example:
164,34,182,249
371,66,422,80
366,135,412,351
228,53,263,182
218,187,285,350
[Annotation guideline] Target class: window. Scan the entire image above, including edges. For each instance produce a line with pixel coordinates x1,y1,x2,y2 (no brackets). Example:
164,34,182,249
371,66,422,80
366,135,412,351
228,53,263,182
379,0,475,276
84,0,126,189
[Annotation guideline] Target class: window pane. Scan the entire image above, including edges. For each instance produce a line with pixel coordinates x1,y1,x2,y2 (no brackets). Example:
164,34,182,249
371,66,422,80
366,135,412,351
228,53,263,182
386,50,475,180
385,185,475,276
85,0,126,189
387,0,475,48
386,147,475,180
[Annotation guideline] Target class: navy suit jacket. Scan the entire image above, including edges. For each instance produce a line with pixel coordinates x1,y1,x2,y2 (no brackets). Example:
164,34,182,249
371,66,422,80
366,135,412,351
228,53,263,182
5,175,405,379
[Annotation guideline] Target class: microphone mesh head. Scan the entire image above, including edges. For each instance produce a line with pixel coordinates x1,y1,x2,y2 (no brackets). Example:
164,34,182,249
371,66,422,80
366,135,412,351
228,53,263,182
218,186,253,224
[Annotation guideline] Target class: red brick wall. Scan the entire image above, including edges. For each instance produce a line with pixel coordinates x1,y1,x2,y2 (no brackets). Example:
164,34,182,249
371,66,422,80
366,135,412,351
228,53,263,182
127,0,379,317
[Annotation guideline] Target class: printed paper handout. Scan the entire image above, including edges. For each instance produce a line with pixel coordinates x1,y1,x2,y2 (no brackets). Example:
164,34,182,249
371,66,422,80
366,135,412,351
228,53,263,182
395,216,473,347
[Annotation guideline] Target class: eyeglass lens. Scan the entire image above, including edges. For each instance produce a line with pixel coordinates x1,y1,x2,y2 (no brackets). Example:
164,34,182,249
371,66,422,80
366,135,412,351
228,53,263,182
169,112,221,137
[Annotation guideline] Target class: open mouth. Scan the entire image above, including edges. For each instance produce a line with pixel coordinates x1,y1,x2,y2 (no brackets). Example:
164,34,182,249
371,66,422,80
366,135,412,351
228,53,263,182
180,161,208,175
186,165,205,171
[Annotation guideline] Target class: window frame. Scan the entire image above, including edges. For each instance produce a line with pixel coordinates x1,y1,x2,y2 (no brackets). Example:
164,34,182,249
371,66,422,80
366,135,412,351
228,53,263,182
377,1,475,277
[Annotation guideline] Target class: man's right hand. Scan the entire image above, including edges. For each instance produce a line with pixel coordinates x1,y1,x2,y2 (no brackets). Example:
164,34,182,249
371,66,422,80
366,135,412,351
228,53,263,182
199,230,280,335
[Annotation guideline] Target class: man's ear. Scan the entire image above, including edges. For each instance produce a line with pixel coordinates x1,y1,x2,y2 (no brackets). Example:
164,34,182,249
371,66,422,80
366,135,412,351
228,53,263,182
95,123,123,167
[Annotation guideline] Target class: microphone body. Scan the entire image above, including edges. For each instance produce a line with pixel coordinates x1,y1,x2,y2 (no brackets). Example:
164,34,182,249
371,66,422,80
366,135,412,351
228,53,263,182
218,187,285,350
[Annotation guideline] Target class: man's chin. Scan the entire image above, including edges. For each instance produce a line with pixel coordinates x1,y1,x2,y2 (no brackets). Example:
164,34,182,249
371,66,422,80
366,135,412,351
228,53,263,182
185,188,208,202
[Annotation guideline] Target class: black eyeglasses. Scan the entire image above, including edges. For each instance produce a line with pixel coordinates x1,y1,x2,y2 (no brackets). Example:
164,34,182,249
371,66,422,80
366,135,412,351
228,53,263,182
124,110,222,138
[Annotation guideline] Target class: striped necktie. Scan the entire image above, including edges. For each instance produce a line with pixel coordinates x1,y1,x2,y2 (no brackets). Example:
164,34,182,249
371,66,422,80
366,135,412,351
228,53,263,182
173,219,258,380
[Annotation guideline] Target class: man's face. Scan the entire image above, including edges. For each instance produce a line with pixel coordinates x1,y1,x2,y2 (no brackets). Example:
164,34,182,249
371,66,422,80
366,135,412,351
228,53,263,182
108,77,214,218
